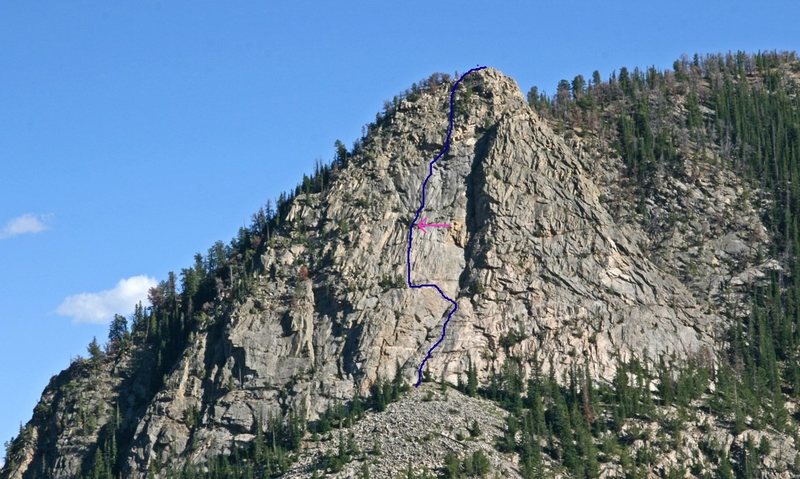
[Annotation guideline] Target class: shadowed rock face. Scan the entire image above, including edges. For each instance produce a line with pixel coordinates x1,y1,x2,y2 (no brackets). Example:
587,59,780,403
3,68,769,478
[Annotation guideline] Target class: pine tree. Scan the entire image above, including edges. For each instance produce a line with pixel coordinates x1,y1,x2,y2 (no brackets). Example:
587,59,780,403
466,358,478,397
444,451,461,479
502,414,518,453
527,367,546,436
468,419,482,438
87,337,103,362
108,314,129,350
334,139,349,169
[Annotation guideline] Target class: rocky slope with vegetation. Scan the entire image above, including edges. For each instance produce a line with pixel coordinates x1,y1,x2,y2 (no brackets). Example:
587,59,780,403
3,51,800,478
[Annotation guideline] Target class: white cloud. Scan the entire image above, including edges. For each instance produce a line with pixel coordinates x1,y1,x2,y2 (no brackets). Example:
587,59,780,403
0,213,50,239
56,275,157,324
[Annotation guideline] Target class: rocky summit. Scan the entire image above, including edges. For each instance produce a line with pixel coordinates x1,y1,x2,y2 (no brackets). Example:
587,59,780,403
5,52,800,478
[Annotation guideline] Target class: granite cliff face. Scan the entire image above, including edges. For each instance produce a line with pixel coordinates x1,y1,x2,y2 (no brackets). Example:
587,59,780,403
2,67,780,478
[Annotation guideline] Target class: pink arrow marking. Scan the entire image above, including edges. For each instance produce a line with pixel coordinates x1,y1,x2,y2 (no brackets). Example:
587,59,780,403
417,216,451,235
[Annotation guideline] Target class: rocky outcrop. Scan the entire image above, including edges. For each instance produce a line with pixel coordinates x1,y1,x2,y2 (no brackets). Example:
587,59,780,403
116,69,731,475
2,352,154,479
1,67,781,478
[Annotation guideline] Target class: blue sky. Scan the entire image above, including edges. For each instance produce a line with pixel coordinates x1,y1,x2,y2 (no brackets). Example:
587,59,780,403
1,0,798,450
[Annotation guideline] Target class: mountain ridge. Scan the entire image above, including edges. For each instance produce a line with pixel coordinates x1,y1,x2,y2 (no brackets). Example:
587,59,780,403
5,53,800,478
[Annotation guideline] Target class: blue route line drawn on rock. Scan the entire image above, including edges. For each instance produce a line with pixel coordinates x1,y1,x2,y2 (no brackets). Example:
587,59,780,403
407,65,487,388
